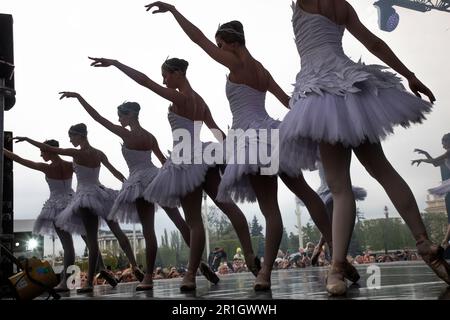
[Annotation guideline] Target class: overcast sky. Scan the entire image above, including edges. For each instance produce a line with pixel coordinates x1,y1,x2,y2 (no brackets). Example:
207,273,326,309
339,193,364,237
3,0,450,255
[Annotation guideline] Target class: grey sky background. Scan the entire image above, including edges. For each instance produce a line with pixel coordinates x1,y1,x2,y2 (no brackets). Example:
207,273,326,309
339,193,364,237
3,0,450,255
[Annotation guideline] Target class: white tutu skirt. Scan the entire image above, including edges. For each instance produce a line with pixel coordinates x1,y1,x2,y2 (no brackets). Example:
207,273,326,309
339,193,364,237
296,186,367,209
33,194,73,236
319,186,367,206
217,116,279,203
217,115,318,203
428,179,450,197
278,136,318,178
109,167,159,224
56,185,118,235
144,155,213,208
281,64,433,148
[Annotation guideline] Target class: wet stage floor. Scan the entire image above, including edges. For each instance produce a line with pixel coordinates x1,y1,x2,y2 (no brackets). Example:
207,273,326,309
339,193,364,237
56,261,450,300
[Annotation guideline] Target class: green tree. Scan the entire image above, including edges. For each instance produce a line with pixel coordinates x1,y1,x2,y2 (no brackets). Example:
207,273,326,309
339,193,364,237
170,230,189,266
116,252,128,270
250,215,263,237
161,229,170,248
101,250,118,270
75,259,88,273
207,205,235,239
288,232,300,252
356,217,415,252
280,228,289,253
301,221,320,245
422,212,448,244
251,236,265,258
136,249,146,271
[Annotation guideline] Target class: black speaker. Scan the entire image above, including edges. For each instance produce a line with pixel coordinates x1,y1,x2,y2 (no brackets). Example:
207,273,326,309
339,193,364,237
0,131,14,289
0,13,15,110
3,131,13,232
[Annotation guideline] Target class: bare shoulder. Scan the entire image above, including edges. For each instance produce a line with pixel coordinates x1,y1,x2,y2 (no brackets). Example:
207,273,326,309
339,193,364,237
340,0,357,21
89,147,106,161
145,130,157,145
193,91,210,120
332,0,351,24
336,0,350,14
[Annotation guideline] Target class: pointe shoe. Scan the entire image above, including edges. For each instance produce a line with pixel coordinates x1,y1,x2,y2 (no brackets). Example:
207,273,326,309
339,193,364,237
253,271,271,291
417,239,450,285
180,273,196,292
247,256,262,277
326,263,347,296
199,262,220,285
254,279,271,291
99,270,118,288
136,282,154,291
342,261,360,283
132,266,145,282
77,285,94,294
311,246,322,266
136,273,154,291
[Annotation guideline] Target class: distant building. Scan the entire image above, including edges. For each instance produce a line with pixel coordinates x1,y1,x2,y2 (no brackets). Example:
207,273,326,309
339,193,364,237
98,228,145,255
424,194,447,215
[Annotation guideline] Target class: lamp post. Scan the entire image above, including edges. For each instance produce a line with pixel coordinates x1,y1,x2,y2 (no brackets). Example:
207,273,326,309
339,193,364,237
295,198,303,250
384,206,389,254
202,192,210,260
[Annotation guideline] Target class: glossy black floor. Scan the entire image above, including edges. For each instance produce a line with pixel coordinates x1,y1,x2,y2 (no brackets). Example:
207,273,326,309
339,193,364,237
55,261,450,300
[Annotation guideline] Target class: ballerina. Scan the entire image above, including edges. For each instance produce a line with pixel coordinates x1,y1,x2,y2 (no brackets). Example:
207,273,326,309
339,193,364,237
58,92,217,290
412,133,450,252
88,56,260,291
14,123,142,292
144,1,343,291
3,140,77,291
279,0,449,295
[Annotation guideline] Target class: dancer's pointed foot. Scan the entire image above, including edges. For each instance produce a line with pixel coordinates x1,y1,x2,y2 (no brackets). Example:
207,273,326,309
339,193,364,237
136,274,154,291
326,262,347,296
417,239,450,285
132,266,145,282
253,269,271,291
99,269,118,288
199,262,220,285
342,261,360,283
180,272,196,292
247,255,262,277
311,245,322,266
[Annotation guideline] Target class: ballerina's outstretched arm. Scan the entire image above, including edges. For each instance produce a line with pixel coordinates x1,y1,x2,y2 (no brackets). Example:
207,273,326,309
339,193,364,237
343,0,435,103
150,136,167,166
99,151,126,183
411,149,449,167
147,2,290,109
88,57,187,107
202,106,226,143
3,148,49,172
59,91,128,139
267,73,291,109
144,2,240,71
13,137,78,157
